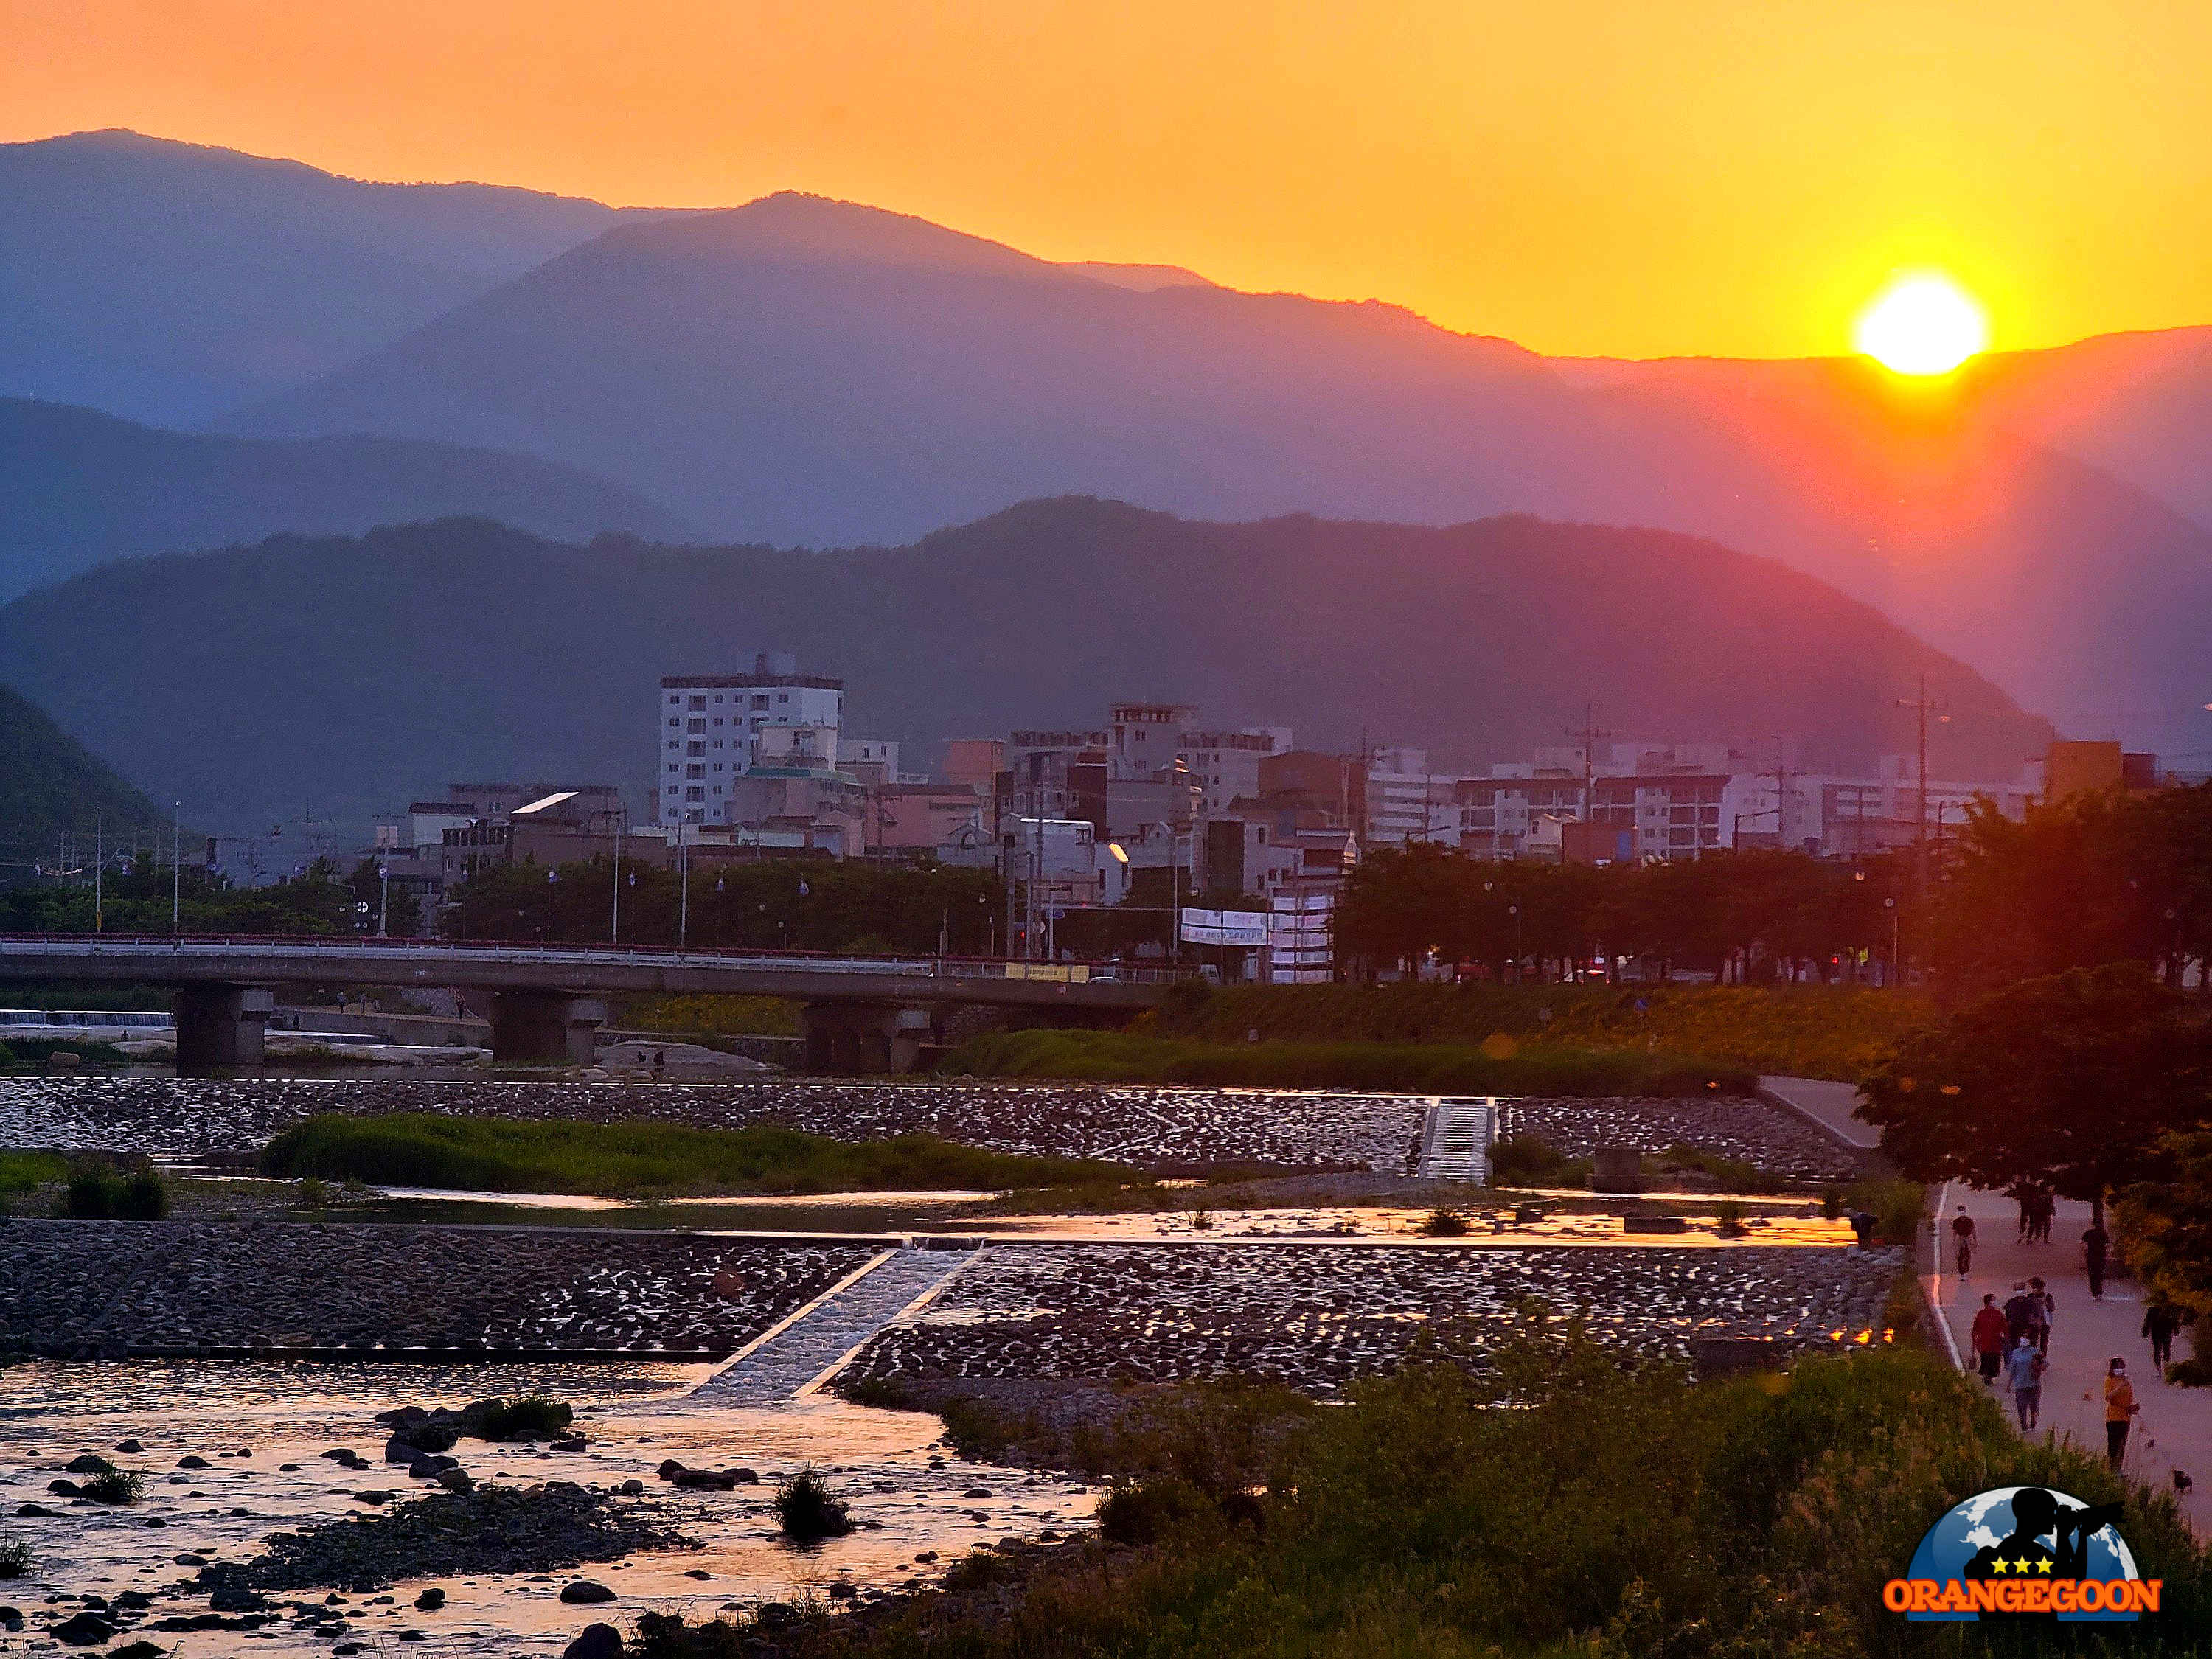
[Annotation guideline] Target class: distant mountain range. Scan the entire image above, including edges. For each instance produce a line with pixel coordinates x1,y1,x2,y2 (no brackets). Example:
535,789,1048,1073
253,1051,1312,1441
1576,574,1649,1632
8,129,2212,760
0,128,678,425
0,502,2050,833
0,399,695,599
0,683,170,881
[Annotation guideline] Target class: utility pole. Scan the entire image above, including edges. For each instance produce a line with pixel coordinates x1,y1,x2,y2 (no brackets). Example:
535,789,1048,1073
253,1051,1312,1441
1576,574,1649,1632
678,816,691,950
1764,739,1797,850
1567,705,1612,824
610,810,625,945
171,802,181,935
94,812,103,933
1894,674,1948,897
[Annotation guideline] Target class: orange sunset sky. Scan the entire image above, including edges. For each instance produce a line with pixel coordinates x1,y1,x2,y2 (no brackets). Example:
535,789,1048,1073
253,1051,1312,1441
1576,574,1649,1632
6,0,2208,360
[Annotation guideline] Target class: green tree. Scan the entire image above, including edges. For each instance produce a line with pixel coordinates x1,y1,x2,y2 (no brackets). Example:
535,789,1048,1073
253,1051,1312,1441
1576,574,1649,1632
1860,961,2212,1223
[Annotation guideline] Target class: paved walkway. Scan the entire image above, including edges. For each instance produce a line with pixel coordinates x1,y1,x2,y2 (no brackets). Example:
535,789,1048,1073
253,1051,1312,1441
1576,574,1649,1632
1928,1183,2208,1531
685,1246,976,1405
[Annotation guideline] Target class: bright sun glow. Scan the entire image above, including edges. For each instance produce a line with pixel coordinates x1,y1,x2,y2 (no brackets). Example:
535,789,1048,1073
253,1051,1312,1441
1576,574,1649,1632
1852,273,1989,375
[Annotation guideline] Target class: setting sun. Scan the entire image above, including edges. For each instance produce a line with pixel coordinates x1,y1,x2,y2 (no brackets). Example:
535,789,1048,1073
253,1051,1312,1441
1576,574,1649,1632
1852,273,1989,375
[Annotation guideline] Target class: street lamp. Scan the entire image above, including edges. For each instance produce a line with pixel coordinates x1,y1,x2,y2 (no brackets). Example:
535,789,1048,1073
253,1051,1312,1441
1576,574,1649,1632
1884,896,1899,987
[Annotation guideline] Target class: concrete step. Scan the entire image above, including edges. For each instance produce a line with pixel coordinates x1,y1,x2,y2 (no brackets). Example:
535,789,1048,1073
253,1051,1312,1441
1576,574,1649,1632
1417,1097,1498,1182
686,1246,976,1405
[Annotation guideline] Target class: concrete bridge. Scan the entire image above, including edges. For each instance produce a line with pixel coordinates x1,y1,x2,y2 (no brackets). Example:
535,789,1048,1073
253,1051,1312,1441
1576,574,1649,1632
0,935,1176,1073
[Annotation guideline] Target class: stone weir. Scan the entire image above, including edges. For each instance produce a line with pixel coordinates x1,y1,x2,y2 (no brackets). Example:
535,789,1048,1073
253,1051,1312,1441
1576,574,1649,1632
0,1221,1903,1399
0,1220,883,1361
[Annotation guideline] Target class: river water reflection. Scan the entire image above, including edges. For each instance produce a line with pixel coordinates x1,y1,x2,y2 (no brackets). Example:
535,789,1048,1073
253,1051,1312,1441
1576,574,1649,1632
0,1357,1098,1655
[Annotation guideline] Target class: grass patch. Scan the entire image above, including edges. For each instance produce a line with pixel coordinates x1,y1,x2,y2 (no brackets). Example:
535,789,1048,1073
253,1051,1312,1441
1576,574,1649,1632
260,1114,1129,1199
0,1535,32,1578
740,1320,2211,1658
1486,1133,1593,1188
79,1468,146,1504
947,1029,1753,1097
62,1161,170,1220
0,1150,66,1192
1147,981,1933,1082
774,1467,853,1541
0,1037,128,1067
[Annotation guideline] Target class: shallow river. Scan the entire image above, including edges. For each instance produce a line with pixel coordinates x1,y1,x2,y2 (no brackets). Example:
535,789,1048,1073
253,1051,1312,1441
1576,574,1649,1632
0,1357,1097,1655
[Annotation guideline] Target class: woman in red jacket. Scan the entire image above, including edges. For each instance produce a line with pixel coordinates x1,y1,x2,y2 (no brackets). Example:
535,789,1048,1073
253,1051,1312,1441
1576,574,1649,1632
1970,1293,2008,1383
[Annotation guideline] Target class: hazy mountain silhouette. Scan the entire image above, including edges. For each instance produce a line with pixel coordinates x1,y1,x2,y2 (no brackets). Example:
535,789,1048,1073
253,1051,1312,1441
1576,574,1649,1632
1972,327,2212,530
0,682,170,878
0,501,2048,833
216,192,2212,754
0,129,680,424
0,399,696,599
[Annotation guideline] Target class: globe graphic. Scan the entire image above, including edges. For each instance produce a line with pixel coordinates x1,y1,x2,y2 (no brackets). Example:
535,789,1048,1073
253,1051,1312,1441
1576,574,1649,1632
1906,1486,2143,1622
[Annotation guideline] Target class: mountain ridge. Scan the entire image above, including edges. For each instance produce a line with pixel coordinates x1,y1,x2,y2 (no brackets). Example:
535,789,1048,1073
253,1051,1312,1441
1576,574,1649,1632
0,398,698,599
0,501,2050,835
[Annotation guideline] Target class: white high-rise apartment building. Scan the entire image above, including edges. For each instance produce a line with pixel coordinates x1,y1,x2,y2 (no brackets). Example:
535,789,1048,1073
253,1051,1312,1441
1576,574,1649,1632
658,655,844,827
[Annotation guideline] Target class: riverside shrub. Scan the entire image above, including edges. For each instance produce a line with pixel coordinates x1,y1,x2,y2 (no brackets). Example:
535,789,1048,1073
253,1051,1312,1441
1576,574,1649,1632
735,1323,2210,1658
261,1115,1127,1198
1150,981,1933,1082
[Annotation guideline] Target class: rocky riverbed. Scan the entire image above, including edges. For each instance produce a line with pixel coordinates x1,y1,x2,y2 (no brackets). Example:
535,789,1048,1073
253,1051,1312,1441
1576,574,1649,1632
1498,1095,1858,1179
841,1240,1904,1394
0,1359,1103,1658
0,1076,1848,1178
0,1221,873,1358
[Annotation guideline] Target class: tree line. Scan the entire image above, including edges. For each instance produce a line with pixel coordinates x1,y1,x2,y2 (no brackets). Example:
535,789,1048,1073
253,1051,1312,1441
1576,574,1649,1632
442,856,1003,957
1335,782,2212,997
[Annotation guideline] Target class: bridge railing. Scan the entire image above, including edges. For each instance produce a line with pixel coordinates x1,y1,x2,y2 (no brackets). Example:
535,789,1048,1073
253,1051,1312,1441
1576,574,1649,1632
0,933,1199,987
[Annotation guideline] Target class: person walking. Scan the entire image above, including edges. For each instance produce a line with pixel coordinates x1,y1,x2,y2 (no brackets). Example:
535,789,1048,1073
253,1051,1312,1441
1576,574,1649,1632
2006,1335,2046,1432
2003,1280,2038,1349
2144,1301,2181,1372
1952,1205,1978,1278
2082,1220,2110,1300
2092,1358,2140,1469
2028,1276,2053,1356
2031,1188,2055,1245
1971,1293,2008,1383
2014,1185,2034,1242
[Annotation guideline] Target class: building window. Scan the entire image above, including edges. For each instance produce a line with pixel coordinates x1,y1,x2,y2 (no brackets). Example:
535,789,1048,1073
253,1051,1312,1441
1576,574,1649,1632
777,693,789,704
686,764,704,779
686,787,704,801
688,718,706,734
686,741,705,757
667,717,679,728
752,695,768,709
689,695,706,711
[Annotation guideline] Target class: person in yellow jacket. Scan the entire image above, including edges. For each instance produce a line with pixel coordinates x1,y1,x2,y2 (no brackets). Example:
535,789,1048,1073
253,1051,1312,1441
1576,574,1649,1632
2089,1357,2140,1469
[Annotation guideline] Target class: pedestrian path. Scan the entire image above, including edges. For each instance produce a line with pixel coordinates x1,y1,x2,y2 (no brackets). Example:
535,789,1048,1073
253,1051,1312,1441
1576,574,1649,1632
684,1245,976,1406
1929,1183,2209,1531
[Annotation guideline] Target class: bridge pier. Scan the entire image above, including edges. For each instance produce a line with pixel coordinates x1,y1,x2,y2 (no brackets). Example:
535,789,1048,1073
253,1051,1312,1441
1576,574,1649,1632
173,984,274,1072
799,1003,936,1075
488,991,605,1064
